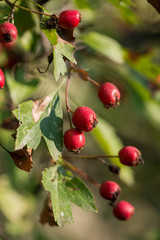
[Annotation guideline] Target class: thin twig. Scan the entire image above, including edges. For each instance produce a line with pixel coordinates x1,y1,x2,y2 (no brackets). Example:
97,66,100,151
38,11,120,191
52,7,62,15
70,63,100,87
0,143,10,153
4,0,51,16
62,158,101,188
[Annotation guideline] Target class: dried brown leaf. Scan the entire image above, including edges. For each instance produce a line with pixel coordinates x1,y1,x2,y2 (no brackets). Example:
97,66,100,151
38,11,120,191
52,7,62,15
10,147,33,172
40,194,58,226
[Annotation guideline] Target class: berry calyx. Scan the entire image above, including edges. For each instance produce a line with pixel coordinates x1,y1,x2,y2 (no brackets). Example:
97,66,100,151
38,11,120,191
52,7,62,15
98,82,121,109
72,106,98,132
64,128,85,153
113,200,135,220
100,181,121,202
119,146,143,166
0,69,5,88
58,10,81,29
0,22,17,46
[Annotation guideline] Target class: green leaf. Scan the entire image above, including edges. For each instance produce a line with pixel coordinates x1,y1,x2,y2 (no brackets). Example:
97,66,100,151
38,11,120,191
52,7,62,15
42,165,97,227
79,31,124,64
5,68,39,106
42,29,77,81
13,92,63,160
92,117,134,186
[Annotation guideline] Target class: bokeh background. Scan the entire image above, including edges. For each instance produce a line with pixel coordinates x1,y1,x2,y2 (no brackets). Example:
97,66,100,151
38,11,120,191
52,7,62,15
0,0,160,239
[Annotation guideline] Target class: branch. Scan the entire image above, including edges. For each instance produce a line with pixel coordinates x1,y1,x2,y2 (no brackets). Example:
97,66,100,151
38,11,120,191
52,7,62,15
62,158,101,188
147,0,160,14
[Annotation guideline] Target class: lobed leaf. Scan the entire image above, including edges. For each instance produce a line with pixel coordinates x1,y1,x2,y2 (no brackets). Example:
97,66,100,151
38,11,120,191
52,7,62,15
42,165,97,227
13,92,63,160
42,29,77,81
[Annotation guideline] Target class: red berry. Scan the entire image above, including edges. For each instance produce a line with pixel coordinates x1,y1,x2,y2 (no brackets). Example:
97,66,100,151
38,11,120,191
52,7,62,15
64,128,85,153
58,10,81,29
100,181,121,201
0,22,17,46
0,69,5,88
72,106,98,132
113,200,135,220
119,146,143,166
98,82,121,109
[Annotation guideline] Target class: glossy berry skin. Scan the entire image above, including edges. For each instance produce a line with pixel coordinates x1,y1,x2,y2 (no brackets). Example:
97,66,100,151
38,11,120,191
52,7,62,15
113,200,135,220
100,181,121,201
0,69,5,88
58,10,81,29
98,82,121,109
64,128,85,153
119,146,143,166
72,106,98,132
0,22,17,46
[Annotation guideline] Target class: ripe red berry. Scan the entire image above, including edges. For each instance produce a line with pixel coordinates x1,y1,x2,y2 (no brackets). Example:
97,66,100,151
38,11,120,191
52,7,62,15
72,106,98,132
119,146,143,166
100,181,121,201
113,200,135,220
0,22,17,46
98,82,121,109
64,128,85,153
0,69,5,88
58,10,81,29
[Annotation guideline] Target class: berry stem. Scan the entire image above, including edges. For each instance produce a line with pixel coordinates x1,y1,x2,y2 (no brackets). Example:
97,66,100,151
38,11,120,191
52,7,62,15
65,64,74,128
63,155,119,159
4,0,51,16
62,158,100,188
70,63,100,87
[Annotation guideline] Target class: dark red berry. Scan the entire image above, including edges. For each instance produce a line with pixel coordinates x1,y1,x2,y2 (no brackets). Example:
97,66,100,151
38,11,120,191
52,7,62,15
0,22,17,46
72,106,98,132
0,69,5,88
113,200,135,220
98,82,121,109
119,146,143,166
64,128,85,153
58,10,81,29
100,181,121,201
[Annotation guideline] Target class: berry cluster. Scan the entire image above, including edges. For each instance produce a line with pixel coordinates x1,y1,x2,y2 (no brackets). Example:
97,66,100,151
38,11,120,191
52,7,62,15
64,82,121,153
100,181,134,220
59,11,143,221
0,5,144,224
98,145,142,220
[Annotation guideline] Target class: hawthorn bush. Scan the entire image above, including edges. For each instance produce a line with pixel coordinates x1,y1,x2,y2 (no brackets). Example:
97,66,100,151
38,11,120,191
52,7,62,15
0,0,160,239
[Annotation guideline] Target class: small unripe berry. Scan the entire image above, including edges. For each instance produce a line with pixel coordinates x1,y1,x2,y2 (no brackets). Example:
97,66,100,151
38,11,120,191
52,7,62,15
64,128,85,153
98,82,121,109
0,22,17,46
58,10,81,29
119,146,143,166
0,69,5,88
100,181,121,201
72,106,98,132
113,200,135,220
